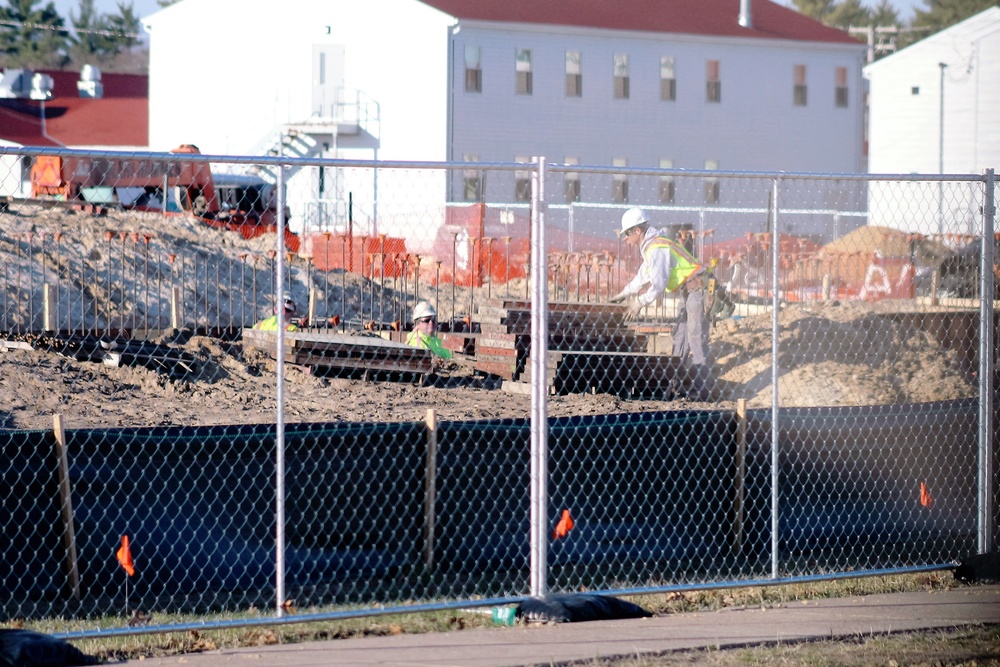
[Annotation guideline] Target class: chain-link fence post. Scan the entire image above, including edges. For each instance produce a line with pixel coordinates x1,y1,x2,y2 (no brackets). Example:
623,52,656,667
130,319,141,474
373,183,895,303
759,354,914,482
275,162,288,617
530,156,549,597
979,168,996,553
770,177,781,579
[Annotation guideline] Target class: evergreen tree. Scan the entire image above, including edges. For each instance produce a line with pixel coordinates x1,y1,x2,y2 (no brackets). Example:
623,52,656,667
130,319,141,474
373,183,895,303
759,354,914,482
70,0,108,61
70,0,141,67
912,0,999,33
790,0,838,21
0,0,69,68
828,0,871,28
104,2,140,54
871,0,901,26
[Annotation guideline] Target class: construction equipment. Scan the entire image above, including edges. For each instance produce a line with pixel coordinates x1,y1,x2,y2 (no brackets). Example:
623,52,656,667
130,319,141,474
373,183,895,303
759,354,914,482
28,144,298,250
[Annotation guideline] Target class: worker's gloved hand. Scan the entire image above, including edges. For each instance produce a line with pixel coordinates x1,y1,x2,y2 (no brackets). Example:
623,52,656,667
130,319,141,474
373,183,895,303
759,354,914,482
624,299,644,322
608,291,629,304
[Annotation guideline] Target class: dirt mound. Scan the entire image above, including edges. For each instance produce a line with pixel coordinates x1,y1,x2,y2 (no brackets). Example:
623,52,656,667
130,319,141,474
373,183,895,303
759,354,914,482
0,209,981,429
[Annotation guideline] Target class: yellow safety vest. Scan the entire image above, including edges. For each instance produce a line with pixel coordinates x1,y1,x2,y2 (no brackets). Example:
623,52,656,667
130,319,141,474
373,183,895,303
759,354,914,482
643,235,703,293
406,330,453,360
253,315,298,332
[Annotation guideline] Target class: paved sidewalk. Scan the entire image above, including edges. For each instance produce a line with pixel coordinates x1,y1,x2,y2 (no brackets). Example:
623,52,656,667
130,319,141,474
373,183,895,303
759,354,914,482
124,586,1000,667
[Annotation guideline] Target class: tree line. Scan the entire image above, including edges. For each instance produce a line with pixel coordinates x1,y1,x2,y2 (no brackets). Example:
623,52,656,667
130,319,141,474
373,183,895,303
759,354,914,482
793,0,998,51
0,0,996,74
0,0,175,72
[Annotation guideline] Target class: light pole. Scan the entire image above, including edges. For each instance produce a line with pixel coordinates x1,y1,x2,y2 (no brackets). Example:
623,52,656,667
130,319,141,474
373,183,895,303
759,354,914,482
938,62,947,236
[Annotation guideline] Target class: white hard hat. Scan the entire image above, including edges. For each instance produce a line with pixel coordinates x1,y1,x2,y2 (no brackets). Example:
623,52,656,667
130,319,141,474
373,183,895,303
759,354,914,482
412,300,437,322
619,207,650,236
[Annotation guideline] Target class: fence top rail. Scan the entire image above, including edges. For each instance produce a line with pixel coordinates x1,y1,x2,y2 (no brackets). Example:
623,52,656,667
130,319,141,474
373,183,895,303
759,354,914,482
0,145,989,182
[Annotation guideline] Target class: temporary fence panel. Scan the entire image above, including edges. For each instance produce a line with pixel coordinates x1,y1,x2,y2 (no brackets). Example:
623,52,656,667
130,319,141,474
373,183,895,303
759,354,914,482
0,146,995,635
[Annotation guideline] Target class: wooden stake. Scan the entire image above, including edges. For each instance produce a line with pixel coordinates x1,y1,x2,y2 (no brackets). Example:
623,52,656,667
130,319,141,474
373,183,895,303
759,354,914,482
423,408,438,570
53,414,80,599
734,399,747,555
170,286,182,330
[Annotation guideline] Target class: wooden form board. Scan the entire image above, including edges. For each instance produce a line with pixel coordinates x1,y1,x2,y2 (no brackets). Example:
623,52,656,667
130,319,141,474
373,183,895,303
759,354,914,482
242,328,434,376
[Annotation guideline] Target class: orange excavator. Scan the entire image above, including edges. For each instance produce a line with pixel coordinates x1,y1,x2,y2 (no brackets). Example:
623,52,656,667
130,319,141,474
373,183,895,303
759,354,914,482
29,144,299,252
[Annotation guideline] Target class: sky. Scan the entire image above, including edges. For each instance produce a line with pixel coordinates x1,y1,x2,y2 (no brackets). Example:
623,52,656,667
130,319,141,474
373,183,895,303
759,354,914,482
49,0,163,27
49,0,930,27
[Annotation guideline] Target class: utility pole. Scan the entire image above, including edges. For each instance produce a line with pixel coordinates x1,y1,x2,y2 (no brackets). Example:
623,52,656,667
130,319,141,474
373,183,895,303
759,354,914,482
938,62,948,236
849,25,934,63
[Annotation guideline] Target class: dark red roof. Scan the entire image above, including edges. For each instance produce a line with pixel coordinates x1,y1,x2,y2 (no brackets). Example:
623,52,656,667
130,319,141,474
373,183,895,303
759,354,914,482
0,70,147,147
42,69,148,98
418,0,859,44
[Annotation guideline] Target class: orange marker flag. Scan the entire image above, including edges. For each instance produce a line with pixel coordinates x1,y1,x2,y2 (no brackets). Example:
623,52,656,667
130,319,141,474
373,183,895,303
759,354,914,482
116,535,135,576
920,481,933,508
552,509,575,540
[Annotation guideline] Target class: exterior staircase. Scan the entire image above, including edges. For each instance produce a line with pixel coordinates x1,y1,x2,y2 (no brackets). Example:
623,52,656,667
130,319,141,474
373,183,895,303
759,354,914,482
251,129,321,184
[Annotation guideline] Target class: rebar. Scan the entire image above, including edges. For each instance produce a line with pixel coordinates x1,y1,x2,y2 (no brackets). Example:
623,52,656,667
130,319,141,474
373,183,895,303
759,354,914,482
484,238,493,299
469,236,477,322
379,234,387,325
26,232,34,332
53,232,63,332
413,254,421,308
104,230,113,337
340,234,347,331
142,235,151,334
434,260,441,317
504,236,511,297
119,231,127,335
251,255,259,325
451,232,458,324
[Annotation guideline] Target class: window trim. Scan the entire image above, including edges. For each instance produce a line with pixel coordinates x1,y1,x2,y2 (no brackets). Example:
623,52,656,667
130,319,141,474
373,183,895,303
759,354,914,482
660,56,676,102
565,50,582,97
793,64,807,106
515,48,532,95
464,45,482,93
706,59,721,103
613,53,629,100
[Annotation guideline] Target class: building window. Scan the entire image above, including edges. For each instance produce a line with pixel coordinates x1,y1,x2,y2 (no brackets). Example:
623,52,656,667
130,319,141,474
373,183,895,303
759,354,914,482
514,155,532,202
912,86,920,95
613,54,629,99
612,157,628,204
660,56,676,101
463,153,482,202
516,48,532,95
465,45,482,93
704,159,719,204
566,50,582,97
659,158,675,204
564,157,581,203
794,64,807,106
706,59,721,103
835,66,848,107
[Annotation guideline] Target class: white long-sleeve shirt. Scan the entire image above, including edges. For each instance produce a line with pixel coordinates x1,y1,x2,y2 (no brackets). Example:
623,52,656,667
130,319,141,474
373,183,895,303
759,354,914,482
619,227,677,306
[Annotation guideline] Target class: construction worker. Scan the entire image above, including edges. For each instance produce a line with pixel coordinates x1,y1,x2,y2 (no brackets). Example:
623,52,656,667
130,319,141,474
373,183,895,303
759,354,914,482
609,207,715,401
253,296,300,331
406,301,453,360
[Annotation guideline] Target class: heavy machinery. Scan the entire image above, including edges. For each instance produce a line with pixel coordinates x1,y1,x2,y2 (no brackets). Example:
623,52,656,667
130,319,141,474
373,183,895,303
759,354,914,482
28,144,298,250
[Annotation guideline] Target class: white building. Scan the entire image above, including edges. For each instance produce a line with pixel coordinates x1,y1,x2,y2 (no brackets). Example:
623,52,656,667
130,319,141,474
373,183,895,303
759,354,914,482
142,0,866,244
864,7,1000,237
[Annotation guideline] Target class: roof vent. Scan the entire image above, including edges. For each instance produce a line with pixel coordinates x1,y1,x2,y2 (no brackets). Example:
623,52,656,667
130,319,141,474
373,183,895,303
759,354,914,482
0,68,32,99
739,0,753,28
77,64,103,98
30,73,53,100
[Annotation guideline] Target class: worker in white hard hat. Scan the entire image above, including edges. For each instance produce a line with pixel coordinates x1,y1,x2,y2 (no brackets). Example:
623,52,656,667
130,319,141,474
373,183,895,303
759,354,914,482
609,207,715,401
253,296,300,331
406,301,453,360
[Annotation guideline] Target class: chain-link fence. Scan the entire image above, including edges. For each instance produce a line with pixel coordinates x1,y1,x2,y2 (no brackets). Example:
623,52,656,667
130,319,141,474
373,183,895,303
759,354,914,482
0,146,995,635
